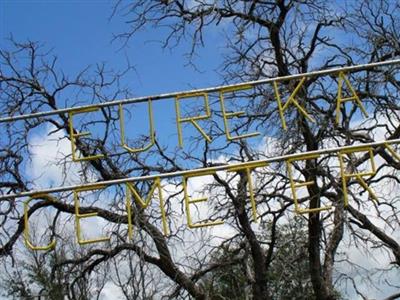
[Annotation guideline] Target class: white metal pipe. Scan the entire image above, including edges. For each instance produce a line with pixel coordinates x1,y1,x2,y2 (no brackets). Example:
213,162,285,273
1,59,399,123
1,138,399,200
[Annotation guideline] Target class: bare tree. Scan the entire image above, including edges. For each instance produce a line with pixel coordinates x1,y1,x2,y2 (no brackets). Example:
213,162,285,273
1,1,400,299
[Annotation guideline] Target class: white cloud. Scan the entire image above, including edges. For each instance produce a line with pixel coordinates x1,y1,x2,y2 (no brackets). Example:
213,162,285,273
27,124,81,188
99,281,125,300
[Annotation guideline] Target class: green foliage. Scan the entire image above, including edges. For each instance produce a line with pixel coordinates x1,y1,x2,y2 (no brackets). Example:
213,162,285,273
202,217,315,300
265,218,314,300
0,245,93,300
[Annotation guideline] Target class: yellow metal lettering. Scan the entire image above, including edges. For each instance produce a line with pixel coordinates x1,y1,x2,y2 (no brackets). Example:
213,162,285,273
338,147,377,206
273,77,315,130
228,161,268,222
219,85,260,141
125,189,133,241
182,170,224,228
336,72,368,124
286,154,331,214
24,194,57,251
119,100,155,153
74,185,110,245
68,107,104,161
175,92,212,148
125,178,168,237
384,143,400,162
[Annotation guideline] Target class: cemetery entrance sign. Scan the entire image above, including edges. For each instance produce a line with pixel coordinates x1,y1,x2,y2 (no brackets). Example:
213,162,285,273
1,59,400,251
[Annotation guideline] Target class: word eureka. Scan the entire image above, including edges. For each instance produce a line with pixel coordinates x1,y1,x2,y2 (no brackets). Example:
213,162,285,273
68,72,368,160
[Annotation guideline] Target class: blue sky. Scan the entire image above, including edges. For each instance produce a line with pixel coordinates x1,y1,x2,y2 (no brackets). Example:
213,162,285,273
0,0,221,96
0,0,232,159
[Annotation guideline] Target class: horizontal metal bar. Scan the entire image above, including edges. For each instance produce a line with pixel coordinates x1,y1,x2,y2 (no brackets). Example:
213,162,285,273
1,59,400,123
1,138,399,200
